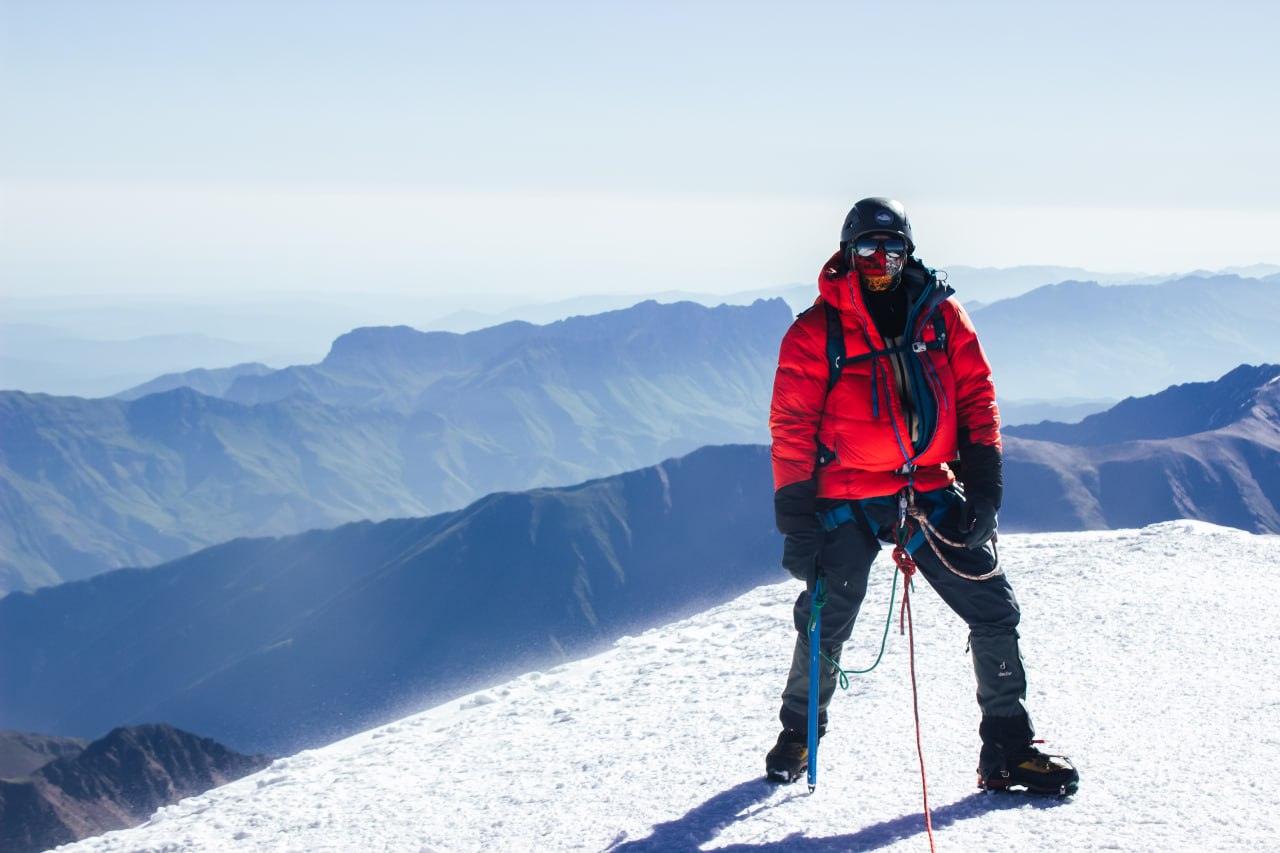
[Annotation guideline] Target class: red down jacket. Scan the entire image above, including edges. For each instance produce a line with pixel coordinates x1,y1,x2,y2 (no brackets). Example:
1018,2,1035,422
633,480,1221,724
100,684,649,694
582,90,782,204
770,252,1001,502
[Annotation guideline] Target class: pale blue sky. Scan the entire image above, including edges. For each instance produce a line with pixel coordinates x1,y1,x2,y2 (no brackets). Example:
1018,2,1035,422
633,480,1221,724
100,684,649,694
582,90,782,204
2,0,1277,300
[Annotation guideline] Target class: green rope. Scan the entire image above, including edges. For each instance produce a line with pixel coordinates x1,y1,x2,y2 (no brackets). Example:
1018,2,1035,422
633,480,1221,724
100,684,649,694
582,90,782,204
821,566,901,689
806,579,826,635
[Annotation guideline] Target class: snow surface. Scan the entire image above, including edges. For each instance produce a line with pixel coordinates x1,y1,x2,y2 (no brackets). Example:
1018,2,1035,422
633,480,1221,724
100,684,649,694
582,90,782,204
56,522,1280,852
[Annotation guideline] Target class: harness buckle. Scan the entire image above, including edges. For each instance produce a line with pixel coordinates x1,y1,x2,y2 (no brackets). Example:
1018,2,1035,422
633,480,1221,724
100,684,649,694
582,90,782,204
895,486,916,549
911,342,927,353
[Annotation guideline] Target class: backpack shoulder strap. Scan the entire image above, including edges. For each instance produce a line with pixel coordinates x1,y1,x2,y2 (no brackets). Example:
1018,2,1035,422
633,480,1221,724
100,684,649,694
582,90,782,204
930,311,947,351
824,301,844,393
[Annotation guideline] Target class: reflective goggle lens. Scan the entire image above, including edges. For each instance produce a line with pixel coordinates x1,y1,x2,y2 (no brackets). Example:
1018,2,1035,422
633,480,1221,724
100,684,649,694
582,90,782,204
853,237,906,257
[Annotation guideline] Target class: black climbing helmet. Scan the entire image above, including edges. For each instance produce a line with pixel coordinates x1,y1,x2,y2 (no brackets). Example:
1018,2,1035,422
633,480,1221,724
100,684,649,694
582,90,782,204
839,198,914,253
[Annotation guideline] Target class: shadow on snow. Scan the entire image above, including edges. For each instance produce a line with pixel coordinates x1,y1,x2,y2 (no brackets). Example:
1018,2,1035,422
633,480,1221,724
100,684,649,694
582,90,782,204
605,777,1069,852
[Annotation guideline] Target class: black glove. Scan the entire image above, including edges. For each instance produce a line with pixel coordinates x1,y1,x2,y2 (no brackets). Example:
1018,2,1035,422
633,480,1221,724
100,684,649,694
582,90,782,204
775,479,821,581
962,499,999,549
956,434,1003,550
782,528,821,582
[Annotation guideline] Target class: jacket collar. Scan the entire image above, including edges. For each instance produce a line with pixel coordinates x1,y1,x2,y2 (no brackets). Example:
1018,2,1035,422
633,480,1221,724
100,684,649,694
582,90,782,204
817,251,952,324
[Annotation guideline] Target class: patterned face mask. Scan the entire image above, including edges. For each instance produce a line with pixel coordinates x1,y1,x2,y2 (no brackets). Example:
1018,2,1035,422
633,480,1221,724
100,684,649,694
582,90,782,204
854,245,906,292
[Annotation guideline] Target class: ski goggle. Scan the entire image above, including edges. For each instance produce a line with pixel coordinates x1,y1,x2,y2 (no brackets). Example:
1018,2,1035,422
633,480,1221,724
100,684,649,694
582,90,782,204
852,236,907,257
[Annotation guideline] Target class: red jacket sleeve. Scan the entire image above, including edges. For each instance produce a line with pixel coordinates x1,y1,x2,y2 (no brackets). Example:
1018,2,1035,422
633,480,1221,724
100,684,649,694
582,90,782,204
944,299,1001,450
769,309,829,490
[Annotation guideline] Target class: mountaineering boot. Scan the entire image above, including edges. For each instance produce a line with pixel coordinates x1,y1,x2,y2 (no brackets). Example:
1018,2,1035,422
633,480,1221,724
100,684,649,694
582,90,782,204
978,742,1079,795
977,715,1079,795
765,729,809,784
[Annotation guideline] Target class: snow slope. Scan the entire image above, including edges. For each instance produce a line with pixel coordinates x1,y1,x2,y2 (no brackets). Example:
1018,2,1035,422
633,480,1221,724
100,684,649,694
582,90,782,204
56,523,1280,852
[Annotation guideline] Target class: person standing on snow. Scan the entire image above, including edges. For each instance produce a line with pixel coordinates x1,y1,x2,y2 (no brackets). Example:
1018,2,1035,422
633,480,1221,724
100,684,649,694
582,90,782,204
765,197,1078,794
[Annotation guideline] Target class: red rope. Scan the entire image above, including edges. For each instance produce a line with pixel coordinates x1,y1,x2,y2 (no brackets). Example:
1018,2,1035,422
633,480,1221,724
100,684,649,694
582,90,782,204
893,543,937,853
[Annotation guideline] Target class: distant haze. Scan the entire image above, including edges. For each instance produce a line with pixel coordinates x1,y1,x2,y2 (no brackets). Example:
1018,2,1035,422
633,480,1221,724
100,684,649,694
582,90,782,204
2,2,1278,305
5,186,1279,302
6,264,1277,399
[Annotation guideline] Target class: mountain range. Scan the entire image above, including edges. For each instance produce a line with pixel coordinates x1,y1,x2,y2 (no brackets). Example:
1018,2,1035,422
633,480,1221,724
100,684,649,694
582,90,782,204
415,265,1280,331
7,265,1276,400
4,276,1278,596
0,723,268,853
125,272,1276,417
0,299,789,594
968,274,1280,399
0,444,778,755
1001,364,1280,532
5,362,1280,758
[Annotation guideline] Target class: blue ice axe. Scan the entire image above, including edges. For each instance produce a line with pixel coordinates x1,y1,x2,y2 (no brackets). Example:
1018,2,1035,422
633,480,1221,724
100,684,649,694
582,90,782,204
807,575,826,793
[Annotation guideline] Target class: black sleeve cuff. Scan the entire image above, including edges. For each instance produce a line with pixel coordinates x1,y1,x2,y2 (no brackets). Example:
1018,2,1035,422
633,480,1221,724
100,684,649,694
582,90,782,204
774,479,820,533
957,440,1003,510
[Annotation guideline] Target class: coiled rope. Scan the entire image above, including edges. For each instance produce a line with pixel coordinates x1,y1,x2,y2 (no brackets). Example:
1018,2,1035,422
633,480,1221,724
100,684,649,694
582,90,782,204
904,491,1002,581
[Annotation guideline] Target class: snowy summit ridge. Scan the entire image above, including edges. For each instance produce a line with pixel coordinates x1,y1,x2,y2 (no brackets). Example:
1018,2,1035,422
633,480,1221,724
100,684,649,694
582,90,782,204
58,522,1280,853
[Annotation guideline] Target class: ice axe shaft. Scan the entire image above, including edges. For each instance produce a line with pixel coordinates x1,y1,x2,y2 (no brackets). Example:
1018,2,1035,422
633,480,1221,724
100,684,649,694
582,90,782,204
807,575,825,792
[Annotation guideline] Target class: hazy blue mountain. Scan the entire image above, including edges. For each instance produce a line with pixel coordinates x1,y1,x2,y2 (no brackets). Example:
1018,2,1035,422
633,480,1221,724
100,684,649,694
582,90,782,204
426,290,724,332
1173,264,1280,282
356,272,1280,420
1004,364,1280,444
0,724,268,853
776,270,1279,406
0,294,456,399
996,397,1116,427
1002,365,1280,533
114,362,274,401
0,388,417,593
0,445,778,756
0,731,87,779
427,263,1234,333
0,300,790,594
221,298,784,413
0,324,299,399
969,275,1280,400
422,266,1147,332
942,264,1144,302
942,264,1278,302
